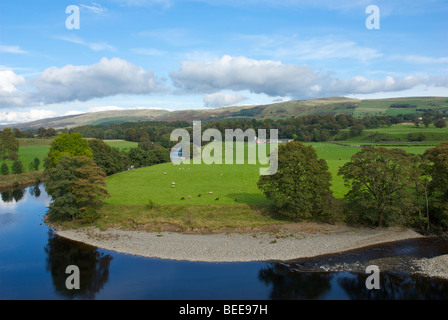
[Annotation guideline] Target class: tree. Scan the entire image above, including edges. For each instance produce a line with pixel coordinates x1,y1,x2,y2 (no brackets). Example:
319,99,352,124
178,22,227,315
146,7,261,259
338,147,420,228
28,157,40,171
349,124,364,137
0,128,19,159
33,157,40,170
11,159,24,174
257,141,334,220
1,163,9,175
45,155,109,221
45,133,93,169
422,117,432,128
422,142,448,229
88,139,129,175
37,127,47,139
434,118,447,129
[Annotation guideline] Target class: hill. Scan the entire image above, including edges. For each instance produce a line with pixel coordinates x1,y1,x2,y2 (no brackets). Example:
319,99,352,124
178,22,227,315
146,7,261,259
2,96,448,130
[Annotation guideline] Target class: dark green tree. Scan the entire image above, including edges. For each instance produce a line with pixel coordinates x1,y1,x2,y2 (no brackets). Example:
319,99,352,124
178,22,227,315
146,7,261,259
257,141,335,220
11,159,24,174
45,155,109,221
434,118,447,129
338,147,420,228
0,163,9,175
88,139,129,176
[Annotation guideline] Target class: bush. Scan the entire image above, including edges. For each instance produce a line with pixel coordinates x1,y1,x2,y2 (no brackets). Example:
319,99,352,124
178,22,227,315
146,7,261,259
434,119,447,129
407,132,426,142
79,207,101,224
11,159,24,174
1,163,9,175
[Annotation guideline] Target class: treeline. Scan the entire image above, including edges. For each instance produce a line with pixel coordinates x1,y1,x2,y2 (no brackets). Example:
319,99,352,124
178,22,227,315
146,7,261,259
258,141,448,233
70,114,411,144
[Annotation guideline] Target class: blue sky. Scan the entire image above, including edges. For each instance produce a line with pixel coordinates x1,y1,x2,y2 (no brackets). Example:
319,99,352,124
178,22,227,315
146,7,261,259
0,0,447,124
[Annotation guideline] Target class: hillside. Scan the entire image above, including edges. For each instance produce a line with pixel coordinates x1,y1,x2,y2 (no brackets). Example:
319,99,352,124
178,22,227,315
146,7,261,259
2,96,448,130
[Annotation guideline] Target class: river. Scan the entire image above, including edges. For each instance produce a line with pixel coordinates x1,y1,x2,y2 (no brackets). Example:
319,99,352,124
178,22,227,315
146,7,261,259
1,183,448,300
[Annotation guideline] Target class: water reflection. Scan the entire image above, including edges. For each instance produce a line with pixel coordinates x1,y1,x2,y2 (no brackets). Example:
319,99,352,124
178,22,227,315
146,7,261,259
1,188,25,203
259,264,333,299
259,263,448,300
0,183,41,204
44,229,113,299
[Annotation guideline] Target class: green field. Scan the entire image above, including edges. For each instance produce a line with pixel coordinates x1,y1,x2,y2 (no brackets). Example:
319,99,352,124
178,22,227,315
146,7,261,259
103,140,441,207
341,123,448,142
102,139,138,151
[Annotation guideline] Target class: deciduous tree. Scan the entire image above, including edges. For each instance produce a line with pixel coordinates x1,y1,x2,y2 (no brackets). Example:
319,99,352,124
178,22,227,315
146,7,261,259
257,141,334,220
338,146,420,227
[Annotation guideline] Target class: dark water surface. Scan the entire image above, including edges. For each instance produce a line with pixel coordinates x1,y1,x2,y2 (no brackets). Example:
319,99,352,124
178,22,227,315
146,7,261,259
1,184,448,300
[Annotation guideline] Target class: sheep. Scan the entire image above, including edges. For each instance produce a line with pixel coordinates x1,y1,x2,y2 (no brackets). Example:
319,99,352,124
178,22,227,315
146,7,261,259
198,194,201,197
188,195,191,199
181,197,185,200
215,198,219,201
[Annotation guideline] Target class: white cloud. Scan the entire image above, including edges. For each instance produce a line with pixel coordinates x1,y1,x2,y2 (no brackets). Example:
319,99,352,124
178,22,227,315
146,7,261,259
80,3,108,15
230,34,383,62
0,70,28,108
203,92,247,108
87,105,126,113
0,45,27,54
0,109,57,125
30,57,168,104
56,35,116,52
170,55,448,99
170,55,328,97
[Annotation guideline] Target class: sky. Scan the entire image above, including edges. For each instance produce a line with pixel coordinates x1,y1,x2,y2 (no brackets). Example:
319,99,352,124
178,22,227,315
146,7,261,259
0,0,447,125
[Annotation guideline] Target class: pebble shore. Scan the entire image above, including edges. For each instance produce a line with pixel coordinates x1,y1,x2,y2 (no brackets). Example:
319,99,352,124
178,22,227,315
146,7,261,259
56,225,448,280
55,225,421,260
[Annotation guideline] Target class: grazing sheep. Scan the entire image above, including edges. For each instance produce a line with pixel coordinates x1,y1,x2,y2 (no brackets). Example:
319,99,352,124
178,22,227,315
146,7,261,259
209,191,213,194
215,198,219,201
188,195,191,199
198,194,201,197
164,172,167,175
181,197,185,200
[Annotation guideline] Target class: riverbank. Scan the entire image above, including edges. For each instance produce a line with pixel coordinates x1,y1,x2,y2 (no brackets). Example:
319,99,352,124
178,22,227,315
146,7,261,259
56,224,448,280
0,170,47,190
55,223,423,262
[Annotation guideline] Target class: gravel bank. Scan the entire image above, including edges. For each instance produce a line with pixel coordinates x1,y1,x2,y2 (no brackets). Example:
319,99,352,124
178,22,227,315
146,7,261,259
413,255,448,280
56,224,423,263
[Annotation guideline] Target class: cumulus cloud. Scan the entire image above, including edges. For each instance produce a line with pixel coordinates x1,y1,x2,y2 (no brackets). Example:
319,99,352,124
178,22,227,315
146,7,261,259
170,55,447,99
0,109,57,125
203,92,247,108
30,57,168,104
170,55,328,97
0,70,28,108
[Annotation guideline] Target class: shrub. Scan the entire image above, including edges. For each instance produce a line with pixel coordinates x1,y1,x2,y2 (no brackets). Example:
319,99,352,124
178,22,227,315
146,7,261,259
1,163,9,175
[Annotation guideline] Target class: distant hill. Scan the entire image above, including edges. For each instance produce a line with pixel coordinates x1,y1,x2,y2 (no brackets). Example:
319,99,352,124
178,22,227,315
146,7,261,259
2,96,448,130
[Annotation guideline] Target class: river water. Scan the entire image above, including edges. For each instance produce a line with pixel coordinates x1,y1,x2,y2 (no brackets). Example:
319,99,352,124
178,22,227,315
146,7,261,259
1,183,448,300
